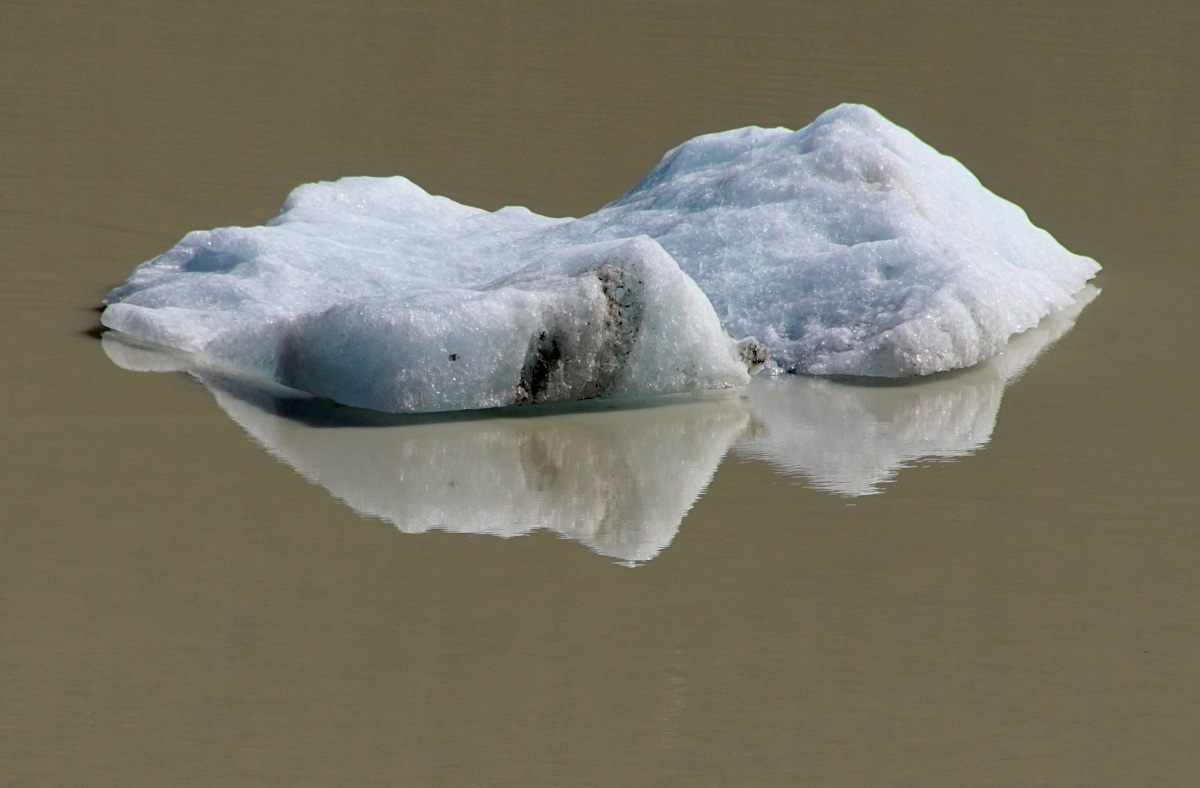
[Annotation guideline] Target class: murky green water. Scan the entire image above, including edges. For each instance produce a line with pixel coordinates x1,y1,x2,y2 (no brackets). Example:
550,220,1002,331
3,2,1198,785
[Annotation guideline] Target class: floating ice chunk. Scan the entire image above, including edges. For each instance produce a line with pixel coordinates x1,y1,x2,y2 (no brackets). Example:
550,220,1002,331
107,232,760,413
210,236,760,412
103,104,1097,411
568,104,1100,376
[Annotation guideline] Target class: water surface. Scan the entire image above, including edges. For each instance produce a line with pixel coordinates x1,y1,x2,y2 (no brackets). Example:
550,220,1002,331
2,2,1198,785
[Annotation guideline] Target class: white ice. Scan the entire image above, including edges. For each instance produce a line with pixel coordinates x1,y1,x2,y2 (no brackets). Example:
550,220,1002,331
103,104,1097,412
105,230,760,413
569,104,1099,376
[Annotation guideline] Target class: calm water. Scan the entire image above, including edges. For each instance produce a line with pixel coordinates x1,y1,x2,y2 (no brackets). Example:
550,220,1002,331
3,2,1198,785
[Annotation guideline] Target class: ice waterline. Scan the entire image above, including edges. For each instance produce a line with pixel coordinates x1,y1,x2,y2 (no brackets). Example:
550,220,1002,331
102,104,1098,414
99,284,1097,563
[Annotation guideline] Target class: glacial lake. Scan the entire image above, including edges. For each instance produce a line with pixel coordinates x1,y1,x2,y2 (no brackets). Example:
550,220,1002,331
3,2,1198,785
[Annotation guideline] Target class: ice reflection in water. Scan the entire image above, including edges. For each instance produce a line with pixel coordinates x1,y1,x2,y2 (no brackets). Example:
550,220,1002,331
104,334,749,563
737,286,1097,495
101,286,1094,561
219,390,749,564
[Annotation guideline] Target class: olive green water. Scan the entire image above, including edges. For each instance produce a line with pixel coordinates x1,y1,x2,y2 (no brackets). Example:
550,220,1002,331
2,2,1198,785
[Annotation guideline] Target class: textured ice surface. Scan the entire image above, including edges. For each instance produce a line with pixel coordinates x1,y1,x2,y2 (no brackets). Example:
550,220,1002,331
105,227,758,413
570,104,1099,375
101,287,1093,559
103,104,1097,412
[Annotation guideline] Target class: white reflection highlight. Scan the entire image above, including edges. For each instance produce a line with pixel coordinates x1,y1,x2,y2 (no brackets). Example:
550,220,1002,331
101,285,1094,559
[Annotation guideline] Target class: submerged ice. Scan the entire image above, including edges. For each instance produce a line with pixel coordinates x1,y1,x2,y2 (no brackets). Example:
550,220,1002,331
103,104,1098,412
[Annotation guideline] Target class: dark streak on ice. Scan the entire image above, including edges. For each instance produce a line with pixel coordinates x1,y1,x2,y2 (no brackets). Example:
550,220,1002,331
518,330,564,402
513,264,645,407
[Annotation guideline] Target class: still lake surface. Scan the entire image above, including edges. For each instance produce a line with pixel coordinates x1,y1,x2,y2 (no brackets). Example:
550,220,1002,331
2,1,1198,785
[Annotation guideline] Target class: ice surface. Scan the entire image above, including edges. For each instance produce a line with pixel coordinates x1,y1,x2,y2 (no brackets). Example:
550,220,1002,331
569,104,1099,375
105,227,758,413
100,288,1093,559
103,104,1098,412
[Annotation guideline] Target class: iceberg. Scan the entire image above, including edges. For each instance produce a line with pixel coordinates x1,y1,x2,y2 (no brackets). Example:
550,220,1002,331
102,104,1097,412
